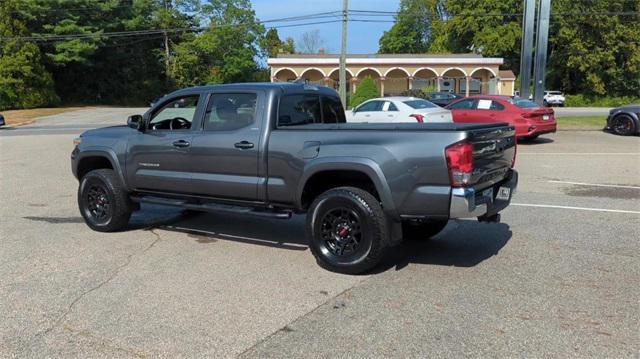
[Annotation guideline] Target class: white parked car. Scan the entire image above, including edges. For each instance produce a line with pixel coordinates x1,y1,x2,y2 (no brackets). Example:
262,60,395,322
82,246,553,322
543,91,565,107
348,97,453,123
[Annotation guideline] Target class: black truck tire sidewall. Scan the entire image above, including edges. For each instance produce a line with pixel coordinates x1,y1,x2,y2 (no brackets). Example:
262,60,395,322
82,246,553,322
78,169,132,232
307,187,389,274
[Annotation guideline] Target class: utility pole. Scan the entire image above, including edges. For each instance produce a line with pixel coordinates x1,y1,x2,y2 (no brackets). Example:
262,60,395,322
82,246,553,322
339,0,348,107
533,0,551,105
519,0,535,99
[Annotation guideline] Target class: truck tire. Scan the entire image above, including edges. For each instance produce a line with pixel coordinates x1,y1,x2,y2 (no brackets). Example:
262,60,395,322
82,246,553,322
307,187,389,274
611,114,636,136
401,220,448,240
78,169,133,232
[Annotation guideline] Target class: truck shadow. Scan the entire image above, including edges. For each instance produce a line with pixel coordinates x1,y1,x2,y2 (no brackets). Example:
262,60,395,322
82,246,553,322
375,219,512,273
134,205,511,270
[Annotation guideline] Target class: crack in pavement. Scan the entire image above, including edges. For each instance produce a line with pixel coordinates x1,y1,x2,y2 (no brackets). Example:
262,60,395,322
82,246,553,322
30,230,163,343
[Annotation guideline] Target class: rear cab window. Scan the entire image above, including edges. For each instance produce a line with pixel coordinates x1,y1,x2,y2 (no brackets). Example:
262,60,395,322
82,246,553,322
278,93,345,127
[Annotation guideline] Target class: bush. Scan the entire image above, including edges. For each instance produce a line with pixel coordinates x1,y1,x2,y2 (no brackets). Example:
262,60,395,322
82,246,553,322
565,94,640,107
350,77,379,108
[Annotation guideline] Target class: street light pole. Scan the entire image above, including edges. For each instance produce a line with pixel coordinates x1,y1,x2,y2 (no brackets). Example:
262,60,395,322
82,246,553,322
519,0,535,99
339,0,348,107
533,0,551,105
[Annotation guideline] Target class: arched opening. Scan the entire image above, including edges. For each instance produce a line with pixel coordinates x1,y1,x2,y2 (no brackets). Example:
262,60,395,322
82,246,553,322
356,68,382,95
441,68,467,95
299,68,325,86
412,68,438,92
384,68,410,96
470,68,497,95
328,69,353,96
273,68,298,82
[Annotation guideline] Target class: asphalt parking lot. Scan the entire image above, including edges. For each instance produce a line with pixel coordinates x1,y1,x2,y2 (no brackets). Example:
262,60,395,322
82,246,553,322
1,108,638,357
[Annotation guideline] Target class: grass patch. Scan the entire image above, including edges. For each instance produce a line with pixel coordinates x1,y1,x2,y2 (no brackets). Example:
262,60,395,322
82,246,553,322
1,107,88,126
556,116,606,130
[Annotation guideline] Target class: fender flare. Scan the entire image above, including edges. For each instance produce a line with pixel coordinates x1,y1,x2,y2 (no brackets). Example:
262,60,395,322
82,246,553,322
75,147,128,189
296,157,398,218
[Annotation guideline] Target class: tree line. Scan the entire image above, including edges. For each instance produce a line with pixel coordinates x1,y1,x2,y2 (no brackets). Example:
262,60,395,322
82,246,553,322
0,0,638,111
0,0,296,110
379,0,640,98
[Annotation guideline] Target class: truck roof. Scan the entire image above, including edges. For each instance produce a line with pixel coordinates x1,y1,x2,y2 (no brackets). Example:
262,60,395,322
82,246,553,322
171,82,340,97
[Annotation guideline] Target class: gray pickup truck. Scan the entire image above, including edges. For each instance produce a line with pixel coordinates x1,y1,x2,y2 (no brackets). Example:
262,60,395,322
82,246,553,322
72,83,518,273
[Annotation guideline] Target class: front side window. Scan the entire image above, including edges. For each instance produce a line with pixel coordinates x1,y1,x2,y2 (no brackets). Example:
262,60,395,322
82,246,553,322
321,96,346,123
149,95,199,130
356,101,382,112
204,93,257,131
278,94,321,126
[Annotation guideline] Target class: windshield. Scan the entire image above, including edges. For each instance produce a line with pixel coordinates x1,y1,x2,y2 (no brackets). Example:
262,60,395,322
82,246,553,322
510,98,540,108
548,91,563,95
403,99,438,109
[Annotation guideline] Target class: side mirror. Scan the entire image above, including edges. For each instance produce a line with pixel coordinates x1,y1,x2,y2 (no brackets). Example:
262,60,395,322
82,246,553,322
127,115,144,131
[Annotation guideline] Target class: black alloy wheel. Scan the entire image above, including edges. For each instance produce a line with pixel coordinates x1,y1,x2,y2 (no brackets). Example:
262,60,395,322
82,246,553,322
612,115,636,136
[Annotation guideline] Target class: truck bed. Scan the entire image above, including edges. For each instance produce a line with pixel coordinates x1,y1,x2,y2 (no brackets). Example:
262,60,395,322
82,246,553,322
279,122,511,131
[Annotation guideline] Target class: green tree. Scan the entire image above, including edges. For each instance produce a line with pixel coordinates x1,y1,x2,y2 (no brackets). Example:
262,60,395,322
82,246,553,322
283,36,295,54
261,28,284,58
0,0,57,110
547,0,640,96
379,0,444,54
170,0,265,86
350,77,379,108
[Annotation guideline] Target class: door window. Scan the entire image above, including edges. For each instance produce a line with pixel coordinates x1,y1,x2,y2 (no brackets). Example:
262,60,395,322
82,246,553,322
204,93,257,131
449,99,477,110
321,96,346,123
490,101,505,110
149,95,199,130
383,101,399,111
356,101,382,112
278,94,321,127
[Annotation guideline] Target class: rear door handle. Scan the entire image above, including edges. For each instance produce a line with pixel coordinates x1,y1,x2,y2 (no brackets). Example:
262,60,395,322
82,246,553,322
172,139,190,148
234,141,254,149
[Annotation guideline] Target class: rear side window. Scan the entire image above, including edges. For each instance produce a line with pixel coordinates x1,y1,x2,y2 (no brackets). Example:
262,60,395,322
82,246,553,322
404,99,438,109
490,101,505,110
449,99,476,110
204,93,256,131
510,98,540,108
321,96,346,123
278,94,321,126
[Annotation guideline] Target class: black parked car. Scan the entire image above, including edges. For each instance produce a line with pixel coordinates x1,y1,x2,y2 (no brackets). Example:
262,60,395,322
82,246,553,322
604,104,640,136
424,92,464,107
0,114,5,127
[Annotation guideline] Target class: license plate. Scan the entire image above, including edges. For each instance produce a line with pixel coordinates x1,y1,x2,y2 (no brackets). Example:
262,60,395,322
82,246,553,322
543,115,550,121
496,187,511,201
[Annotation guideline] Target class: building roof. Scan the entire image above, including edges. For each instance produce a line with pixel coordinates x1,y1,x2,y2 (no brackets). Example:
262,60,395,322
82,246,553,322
499,70,516,79
268,53,504,66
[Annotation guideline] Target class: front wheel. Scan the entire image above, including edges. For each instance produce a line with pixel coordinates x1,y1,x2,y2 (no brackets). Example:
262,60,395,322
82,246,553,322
78,169,133,232
306,187,390,274
402,220,448,240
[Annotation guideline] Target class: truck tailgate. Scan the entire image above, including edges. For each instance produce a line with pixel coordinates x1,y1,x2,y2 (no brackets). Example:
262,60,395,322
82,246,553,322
468,125,516,189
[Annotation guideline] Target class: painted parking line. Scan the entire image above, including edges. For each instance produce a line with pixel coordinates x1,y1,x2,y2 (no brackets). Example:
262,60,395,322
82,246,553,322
548,180,640,190
518,152,639,155
511,203,640,215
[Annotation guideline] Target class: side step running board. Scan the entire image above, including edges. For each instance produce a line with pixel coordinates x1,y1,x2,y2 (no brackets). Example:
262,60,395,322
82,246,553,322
131,196,292,219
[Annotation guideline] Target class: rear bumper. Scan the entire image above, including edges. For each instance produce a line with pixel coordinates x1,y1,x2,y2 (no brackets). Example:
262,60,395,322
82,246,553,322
518,122,557,137
449,170,518,219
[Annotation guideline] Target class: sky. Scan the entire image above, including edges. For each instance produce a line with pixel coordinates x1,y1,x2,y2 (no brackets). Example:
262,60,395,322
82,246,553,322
250,0,401,54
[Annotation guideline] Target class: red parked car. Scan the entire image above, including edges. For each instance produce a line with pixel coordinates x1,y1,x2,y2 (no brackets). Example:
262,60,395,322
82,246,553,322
446,95,557,140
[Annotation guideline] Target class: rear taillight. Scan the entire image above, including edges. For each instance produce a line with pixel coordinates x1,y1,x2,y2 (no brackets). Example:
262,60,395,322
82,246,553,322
445,141,474,187
410,114,424,123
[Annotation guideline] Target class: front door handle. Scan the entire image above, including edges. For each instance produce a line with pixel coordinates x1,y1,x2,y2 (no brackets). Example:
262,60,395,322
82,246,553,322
172,139,190,148
234,141,254,149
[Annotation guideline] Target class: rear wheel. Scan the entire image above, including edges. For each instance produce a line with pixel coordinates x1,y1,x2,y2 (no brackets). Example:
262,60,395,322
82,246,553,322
307,187,389,274
78,169,133,232
611,114,636,136
402,220,448,240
